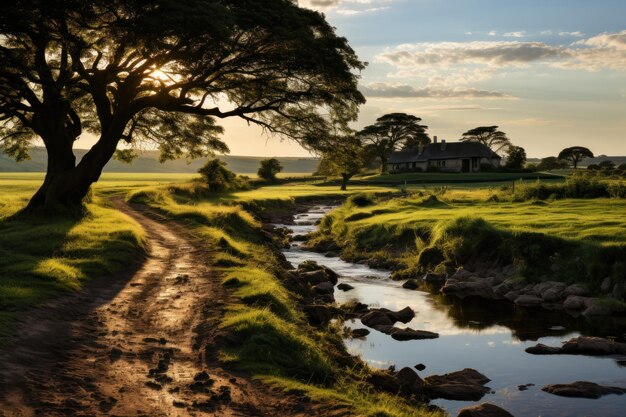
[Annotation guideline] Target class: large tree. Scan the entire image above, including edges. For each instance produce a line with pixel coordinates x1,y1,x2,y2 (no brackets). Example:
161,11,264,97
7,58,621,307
357,113,429,173
558,146,594,169
505,145,527,170
460,126,511,155
0,0,365,210
315,134,364,190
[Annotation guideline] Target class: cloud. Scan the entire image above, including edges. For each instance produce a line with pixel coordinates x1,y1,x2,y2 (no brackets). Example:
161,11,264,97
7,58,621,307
336,6,389,15
376,31,626,74
360,82,511,99
559,31,584,37
503,31,526,38
301,0,392,13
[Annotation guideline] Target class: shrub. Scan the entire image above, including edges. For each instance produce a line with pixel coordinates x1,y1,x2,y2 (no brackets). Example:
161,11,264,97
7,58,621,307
587,164,600,171
257,158,283,182
198,159,248,192
479,163,496,172
347,193,375,207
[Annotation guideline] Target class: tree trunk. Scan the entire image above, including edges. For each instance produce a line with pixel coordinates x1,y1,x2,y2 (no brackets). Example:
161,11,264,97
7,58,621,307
26,133,120,211
380,155,388,174
340,173,350,191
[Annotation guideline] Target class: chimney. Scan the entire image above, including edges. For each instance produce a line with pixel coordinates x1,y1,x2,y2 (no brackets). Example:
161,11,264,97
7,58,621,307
441,139,446,151
433,135,438,144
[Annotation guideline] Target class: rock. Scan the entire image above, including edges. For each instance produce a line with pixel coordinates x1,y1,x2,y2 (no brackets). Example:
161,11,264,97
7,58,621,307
503,290,520,302
298,260,320,272
394,367,425,396
563,284,589,298
457,403,514,417
492,282,512,298
526,336,626,356
423,273,446,285
314,281,334,295
601,277,613,293
361,307,415,328
291,234,308,241
582,299,614,316
349,328,370,338
301,305,341,325
300,270,329,286
415,363,426,371
425,368,491,401
542,381,626,399
387,306,415,323
361,310,394,327
450,268,477,281
563,295,590,311
340,300,369,314
443,280,494,299
324,251,339,258
389,328,439,341
542,287,564,303
402,279,419,290
320,265,339,284
525,343,562,355
514,294,544,307
337,283,354,292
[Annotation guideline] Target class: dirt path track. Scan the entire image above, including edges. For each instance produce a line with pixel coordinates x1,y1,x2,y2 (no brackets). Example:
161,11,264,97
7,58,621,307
0,201,334,417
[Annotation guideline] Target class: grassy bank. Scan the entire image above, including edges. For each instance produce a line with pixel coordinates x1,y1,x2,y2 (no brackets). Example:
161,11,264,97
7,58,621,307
0,191,145,342
128,184,441,417
311,190,626,292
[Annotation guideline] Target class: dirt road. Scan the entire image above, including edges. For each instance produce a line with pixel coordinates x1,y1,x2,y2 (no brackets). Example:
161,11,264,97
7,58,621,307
0,201,334,416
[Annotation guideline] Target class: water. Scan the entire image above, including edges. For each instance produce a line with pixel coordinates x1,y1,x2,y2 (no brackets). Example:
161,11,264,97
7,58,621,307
277,205,626,417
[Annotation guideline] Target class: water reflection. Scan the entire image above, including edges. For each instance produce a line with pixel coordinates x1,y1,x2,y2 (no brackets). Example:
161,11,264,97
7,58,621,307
277,205,626,417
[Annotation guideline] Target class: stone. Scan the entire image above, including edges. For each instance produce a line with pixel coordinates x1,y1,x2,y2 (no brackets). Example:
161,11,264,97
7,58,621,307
301,305,341,325
394,367,425,396
402,279,419,290
514,294,544,307
612,283,625,300
450,268,477,281
563,284,589,298
442,280,494,299
387,306,415,323
425,368,491,401
340,301,368,314
337,283,355,292
314,281,334,295
300,270,329,286
389,328,439,341
492,282,512,298
320,265,339,284
563,295,590,311
361,310,394,327
457,403,514,417
503,290,520,302
542,287,564,303
601,277,613,293
526,336,626,356
525,343,562,355
423,273,446,285
324,251,339,258
582,299,614,316
542,381,626,399
349,328,370,338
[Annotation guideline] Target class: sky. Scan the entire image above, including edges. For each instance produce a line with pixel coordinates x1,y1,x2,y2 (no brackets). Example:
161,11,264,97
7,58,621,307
77,0,626,158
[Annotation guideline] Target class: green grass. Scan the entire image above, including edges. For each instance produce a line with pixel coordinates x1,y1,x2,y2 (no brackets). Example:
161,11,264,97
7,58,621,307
0,197,145,342
130,183,443,417
357,171,564,184
314,190,626,288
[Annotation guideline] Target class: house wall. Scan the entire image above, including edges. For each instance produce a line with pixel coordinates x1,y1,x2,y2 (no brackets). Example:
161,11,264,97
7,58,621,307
388,157,500,173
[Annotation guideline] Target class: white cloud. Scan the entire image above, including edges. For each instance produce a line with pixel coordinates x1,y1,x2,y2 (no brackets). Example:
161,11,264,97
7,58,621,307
503,31,526,38
488,30,498,36
360,82,511,99
559,31,585,37
336,6,389,15
301,0,392,14
376,31,626,76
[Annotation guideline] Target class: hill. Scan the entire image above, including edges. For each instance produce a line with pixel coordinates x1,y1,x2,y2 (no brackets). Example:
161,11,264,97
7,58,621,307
0,147,319,174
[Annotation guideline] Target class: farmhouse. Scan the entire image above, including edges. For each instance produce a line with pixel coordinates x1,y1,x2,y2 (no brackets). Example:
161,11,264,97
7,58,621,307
387,137,501,173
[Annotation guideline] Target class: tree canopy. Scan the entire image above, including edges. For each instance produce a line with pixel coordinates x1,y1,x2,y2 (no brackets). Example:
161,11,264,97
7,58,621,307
460,126,511,154
505,145,527,170
315,134,365,190
558,146,594,169
257,158,283,182
0,0,365,209
357,113,429,173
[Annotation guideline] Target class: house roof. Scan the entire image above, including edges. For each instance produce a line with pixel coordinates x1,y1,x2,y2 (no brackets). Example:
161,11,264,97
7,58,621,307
388,141,501,164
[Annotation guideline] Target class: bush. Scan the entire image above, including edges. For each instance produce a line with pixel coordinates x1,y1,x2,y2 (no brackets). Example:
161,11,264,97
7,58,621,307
347,193,375,207
587,164,600,171
257,158,283,182
198,159,249,192
479,163,496,172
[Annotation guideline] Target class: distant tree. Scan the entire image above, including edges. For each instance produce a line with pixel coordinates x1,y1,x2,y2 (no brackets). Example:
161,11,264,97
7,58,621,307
315,135,364,190
505,146,527,170
598,160,616,170
357,113,429,173
198,159,244,192
618,163,626,171
0,0,365,210
536,156,568,171
257,158,283,182
558,146,594,169
460,126,511,155
586,164,601,171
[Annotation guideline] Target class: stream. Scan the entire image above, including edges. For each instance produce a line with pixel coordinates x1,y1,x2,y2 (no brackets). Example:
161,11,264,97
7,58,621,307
275,204,626,417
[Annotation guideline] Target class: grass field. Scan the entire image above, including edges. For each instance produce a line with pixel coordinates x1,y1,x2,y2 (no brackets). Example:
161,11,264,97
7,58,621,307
356,171,565,184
